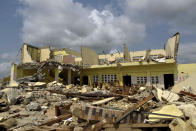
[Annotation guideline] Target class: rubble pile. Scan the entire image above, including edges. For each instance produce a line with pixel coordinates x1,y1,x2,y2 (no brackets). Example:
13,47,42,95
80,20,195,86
0,81,195,131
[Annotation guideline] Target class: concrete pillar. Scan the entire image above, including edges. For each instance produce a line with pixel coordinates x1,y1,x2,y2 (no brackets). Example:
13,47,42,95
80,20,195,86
146,71,151,86
10,63,17,82
9,63,18,87
118,72,123,86
159,75,165,89
131,76,137,84
98,74,102,83
55,68,60,82
68,69,71,84
88,75,92,86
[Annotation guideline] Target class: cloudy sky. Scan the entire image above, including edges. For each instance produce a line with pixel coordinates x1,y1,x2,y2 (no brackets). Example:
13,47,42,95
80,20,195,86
0,0,196,78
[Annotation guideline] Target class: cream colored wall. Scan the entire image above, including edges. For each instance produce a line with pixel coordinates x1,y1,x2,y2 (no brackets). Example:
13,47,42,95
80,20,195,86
22,44,33,64
40,47,50,62
165,33,179,59
81,46,99,65
177,63,196,74
176,63,196,83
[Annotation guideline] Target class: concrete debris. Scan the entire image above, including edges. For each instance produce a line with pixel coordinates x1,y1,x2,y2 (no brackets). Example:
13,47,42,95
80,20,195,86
169,118,191,131
191,117,196,129
172,73,196,94
152,57,166,63
0,118,17,130
156,88,180,102
27,102,41,111
27,82,46,87
148,104,184,122
2,88,20,105
177,104,196,118
92,97,115,105
0,77,196,130
162,90,180,102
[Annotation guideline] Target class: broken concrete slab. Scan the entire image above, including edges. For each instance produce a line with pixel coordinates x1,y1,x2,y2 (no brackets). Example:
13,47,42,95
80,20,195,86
148,104,184,122
27,82,46,87
156,88,179,102
8,80,19,87
162,90,180,102
177,104,196,118
2,88,20,105
169,118,191,131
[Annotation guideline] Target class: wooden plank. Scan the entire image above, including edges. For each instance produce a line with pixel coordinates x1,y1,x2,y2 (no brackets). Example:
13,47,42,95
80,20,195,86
39,114,71,126
180,91,196,100
92,97,115,105
114,94,154,124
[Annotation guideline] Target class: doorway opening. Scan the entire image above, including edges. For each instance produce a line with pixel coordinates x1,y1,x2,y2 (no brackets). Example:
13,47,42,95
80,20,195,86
123,75,132,86
83,76,88,85
59,69,68,84
164,74,174,89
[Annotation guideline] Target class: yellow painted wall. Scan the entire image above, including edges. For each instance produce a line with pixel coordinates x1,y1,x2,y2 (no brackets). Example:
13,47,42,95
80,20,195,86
22,44,34,63
16,67,55,83
81,63,177,86
52,50,69,63
40,47,50,62
21,44,41,63
20,69,37,78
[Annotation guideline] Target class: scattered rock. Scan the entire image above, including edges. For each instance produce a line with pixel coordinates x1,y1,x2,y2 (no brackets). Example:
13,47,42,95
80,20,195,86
37,98,47,104
66,84,74,89
139,87,146,92
27,102,41,111
0,118,17,130
23,98,31,105
25,92,33,100
2,88,20,105
74,126,83,131
79,87,87,93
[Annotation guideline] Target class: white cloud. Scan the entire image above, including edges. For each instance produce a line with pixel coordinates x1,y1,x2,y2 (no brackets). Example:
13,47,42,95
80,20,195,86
0,52,19,62
0,52,19,78
123,0,196,33
178,43,196,64
18,0,145,51
0,62,11,78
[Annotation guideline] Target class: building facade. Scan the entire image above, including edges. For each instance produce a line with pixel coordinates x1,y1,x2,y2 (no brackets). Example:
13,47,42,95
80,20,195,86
9,32,196,89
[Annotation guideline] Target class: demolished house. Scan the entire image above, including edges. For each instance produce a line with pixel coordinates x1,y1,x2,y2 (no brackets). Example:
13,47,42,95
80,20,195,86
8,32,196,89
0,32,196,131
